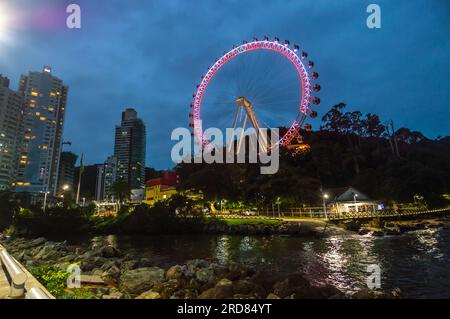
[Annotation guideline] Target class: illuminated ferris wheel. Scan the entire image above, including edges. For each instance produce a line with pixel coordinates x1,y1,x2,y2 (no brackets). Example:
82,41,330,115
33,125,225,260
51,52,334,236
189,36,321,153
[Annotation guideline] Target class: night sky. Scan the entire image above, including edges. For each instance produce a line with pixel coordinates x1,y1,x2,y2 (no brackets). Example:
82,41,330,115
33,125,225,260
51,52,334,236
0,0,449,169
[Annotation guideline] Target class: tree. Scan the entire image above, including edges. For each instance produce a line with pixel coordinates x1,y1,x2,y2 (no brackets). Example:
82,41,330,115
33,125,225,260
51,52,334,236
321,103,346,133
0,191,18,231
111,179,132,203
362,113,385,138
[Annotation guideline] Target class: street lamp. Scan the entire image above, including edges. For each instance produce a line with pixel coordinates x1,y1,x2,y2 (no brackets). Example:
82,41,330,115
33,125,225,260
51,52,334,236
62,184,69,191
323,193,329,219
353,193,358,213
42,191,50,213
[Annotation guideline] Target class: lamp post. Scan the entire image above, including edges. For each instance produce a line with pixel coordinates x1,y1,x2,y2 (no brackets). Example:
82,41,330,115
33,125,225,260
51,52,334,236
353,193,358,213
43,191,49,213
323,193,329,219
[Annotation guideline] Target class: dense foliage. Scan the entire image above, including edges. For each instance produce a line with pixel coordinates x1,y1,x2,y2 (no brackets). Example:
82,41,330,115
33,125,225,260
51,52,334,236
176,104,450,208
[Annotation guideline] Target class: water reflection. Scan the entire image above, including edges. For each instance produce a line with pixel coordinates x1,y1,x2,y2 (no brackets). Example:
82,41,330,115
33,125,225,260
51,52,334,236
63,224,450,298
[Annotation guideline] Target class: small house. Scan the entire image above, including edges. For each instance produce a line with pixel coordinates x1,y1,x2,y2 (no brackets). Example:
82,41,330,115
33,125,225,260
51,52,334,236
324,187,380,214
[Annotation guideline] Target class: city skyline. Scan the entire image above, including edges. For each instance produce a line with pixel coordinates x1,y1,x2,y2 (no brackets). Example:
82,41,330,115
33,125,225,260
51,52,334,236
0,0,449,169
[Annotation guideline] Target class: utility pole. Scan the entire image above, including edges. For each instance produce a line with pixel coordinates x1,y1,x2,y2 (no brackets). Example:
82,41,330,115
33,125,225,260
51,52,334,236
76,153,84,205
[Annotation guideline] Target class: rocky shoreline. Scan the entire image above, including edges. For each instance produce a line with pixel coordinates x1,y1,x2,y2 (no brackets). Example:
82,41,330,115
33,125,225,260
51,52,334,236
334,217,450,236
202,220,325,237
0,235,400,299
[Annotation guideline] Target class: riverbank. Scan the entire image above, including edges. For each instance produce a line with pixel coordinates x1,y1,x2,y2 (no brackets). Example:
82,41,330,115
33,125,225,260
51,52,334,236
0,235,401,299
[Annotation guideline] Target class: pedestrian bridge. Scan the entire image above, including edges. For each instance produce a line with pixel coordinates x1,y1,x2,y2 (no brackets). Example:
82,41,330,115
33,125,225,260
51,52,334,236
326,207,450,221
0,244,54,299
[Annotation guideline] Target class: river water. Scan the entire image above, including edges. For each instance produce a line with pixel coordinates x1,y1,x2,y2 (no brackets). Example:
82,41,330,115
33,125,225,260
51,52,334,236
70,224,450,298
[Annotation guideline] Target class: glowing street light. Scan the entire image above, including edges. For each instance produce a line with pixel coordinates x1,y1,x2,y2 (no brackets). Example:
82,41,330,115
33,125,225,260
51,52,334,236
323,193,329,219
62,184,70,191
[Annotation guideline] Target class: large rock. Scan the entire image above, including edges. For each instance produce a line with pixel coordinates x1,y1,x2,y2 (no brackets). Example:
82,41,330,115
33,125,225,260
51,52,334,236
198,288,216,299
102,265,121,283
166,265,184,280
214,278,233,299
233,280,266,297
120,267,165,295
196,268,215,283
81,256,108,272
102,288,125,299
101,245,121,258
120,260,139,273
136,290,161,299
27,237,47,248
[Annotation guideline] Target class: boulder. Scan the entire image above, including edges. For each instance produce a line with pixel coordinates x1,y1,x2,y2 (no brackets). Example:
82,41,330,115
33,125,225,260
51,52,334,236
102,265,121,282
136,290,161,299
102,288,125,299
196,268,215,283
358,227,371,235
233,280,266,297
101,245,121,258
214,278,233,299
120,267,165,295
166,265,184,280
27,237,47,248
198,288,216,299
120,260,139,273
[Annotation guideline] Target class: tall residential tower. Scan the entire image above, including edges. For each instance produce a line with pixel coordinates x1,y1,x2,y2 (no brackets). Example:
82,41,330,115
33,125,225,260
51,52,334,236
15,66,68,195
114,108,146,189
0,75,22,190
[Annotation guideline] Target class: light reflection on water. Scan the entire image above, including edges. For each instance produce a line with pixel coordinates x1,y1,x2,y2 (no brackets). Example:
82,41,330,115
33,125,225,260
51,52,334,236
82,224,450,298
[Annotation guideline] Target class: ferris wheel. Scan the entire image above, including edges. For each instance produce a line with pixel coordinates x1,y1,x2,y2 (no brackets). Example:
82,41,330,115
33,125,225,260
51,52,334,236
189,36,320,153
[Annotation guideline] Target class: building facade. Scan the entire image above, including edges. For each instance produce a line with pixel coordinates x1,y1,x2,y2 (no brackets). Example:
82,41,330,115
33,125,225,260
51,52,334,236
56,151,77,196
145,171,178,205
114,108,146,189
95,155,117,201
0,75,22,190
15,66,68,195
324,187,381,214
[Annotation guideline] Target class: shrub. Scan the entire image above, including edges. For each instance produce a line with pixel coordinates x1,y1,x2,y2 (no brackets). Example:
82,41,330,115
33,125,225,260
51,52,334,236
31,265,70,298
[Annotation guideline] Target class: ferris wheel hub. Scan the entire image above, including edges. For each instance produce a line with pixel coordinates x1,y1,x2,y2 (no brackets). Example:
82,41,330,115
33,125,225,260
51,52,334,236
236,96,253,109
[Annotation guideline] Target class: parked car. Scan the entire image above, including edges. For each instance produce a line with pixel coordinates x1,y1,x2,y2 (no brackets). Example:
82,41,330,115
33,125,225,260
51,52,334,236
241,210,257,216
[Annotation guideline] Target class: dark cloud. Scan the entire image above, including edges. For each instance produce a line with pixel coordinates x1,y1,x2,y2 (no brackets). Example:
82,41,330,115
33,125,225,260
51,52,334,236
1,0,449,169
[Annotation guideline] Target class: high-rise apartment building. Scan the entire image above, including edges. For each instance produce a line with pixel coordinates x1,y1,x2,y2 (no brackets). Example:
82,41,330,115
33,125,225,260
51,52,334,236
15,66,68,195
56,151,78,196
114,109,146,189
95,155,117,201
0,75,22,190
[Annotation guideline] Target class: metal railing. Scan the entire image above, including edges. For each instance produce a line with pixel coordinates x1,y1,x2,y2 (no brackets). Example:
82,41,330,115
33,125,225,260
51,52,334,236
0,248,28,298
25,287,51,299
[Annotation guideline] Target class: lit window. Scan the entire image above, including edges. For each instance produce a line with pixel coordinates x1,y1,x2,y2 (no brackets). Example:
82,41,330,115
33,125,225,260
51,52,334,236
35,112,41,116
40,116,46,121
31,92,39,97
50,92,57,97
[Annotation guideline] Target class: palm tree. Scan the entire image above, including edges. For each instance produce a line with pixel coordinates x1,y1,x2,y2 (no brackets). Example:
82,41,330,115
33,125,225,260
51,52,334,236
111,179,132,204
